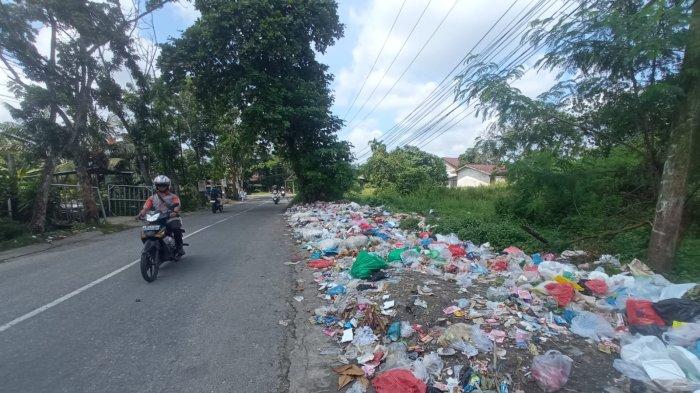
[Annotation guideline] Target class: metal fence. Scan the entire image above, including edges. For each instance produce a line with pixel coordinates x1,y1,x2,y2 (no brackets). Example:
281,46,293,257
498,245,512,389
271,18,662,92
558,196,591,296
51,184,106,224
107,185,153,216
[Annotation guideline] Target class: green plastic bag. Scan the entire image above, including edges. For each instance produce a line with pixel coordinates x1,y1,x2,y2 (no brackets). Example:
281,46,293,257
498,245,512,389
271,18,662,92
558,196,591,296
387,248,406,263
350,251,388,279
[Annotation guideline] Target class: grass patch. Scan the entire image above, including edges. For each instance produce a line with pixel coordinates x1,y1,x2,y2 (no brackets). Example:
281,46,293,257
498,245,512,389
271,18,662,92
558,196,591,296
348,186,700,282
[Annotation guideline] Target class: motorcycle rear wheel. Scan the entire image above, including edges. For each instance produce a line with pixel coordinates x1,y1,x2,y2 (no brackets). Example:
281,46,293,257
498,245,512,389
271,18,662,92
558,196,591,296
140,250,159,282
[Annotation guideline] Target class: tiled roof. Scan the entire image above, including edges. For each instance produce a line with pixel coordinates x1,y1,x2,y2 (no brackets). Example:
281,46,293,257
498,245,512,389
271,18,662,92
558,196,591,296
460,164,507,175
442,157,460,168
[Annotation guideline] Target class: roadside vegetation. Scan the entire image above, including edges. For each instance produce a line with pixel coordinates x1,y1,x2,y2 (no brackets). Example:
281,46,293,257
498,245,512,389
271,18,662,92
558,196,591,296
352,0,699,280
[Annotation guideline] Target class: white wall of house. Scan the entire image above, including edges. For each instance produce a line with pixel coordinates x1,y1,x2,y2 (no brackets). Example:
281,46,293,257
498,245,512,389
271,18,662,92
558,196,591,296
445,163,458,188
456,167,491,187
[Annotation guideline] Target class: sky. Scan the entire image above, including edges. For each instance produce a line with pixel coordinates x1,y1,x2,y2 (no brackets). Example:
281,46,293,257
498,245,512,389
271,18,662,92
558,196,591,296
0,0,563,160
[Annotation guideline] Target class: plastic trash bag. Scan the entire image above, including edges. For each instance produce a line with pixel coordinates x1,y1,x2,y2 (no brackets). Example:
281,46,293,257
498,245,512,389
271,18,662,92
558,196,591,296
531,350,574,392
387,248,406,263
437,323,471,348
400,321,414,338
663,322,700,347
627,299,666,326
387,322,401,341
545,282,576,307
436,233,460,244
327,285,346,296
352,326,378,347
380,342,412,371
658,283,697,300
470,325,494,353
350,251,388,279
318,237,340,251
420,352,444,378
372,369,427,393
538,261,576,281
570,311,615,341
613,359,650,381
667,345,700,382
450,340,478,357
621,335,669,366
486,286,509,302
584,279,608,296
342,235,369,250
448,244,466,258
400,249,421,265
308,259,335,269
410,359,429,382
653,298,700,323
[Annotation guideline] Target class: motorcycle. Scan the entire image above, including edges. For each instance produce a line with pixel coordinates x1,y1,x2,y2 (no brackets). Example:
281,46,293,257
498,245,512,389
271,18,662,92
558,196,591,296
139,210,186,282
210,197,223,213
272,193,280,204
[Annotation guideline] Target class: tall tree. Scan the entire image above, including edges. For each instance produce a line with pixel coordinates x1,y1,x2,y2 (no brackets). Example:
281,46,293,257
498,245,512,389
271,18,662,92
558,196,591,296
160,0,353,202
456,0,695,270
0,1,170,231
648,1,699,271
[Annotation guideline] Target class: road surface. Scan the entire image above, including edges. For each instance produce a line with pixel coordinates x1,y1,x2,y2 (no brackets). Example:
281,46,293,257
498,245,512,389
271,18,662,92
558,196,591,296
0,196,294,393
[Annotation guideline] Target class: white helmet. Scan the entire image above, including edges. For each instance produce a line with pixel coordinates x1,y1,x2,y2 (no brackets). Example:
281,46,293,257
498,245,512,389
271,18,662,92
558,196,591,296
153,175,171,188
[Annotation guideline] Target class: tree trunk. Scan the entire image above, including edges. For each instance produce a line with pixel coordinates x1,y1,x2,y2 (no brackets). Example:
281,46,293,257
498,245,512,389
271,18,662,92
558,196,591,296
75,157,100,224
30,153,56,233
647,1,699,272
6,152,16,219
134,146,151,184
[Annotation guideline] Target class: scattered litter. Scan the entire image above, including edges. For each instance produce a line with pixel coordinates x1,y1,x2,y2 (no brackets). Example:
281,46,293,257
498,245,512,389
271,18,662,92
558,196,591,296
286,202,700,392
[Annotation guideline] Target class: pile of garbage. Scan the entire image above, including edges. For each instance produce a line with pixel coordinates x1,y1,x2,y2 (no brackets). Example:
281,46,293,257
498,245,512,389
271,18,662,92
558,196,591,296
286,202,700,392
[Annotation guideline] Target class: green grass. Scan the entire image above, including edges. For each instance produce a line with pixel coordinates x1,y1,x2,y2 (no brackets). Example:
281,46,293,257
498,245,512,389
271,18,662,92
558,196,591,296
348,186,700,282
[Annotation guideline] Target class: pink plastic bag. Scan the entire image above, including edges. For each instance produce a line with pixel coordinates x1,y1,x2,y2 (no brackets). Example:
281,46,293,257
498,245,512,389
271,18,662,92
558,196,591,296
372,369,427,393
584,279,608,296
531,350,573,392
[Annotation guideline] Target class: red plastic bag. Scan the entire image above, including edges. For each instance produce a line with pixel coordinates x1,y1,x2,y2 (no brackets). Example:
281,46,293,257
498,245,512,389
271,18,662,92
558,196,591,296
626,299,665,326
448,244,466,258
372,369,426,393
545,282,575,307
584,279,608,296
491,259,508,271
308,259,334,269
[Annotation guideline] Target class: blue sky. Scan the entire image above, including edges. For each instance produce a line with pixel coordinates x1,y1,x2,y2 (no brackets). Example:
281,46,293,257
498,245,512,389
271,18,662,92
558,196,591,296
1,0,562,160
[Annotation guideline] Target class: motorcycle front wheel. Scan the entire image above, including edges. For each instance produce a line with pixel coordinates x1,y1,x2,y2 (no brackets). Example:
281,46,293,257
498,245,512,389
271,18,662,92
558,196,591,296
140,249,159,282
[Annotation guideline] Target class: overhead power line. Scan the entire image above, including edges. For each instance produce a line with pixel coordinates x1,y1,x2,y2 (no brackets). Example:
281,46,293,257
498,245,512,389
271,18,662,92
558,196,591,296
342,0,408,119
344,0,434,127
393,1,581,153
352,0,531,159
347,0,459,129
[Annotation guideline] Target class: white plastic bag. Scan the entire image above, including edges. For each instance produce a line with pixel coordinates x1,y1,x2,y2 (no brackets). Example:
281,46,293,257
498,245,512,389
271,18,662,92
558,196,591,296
570,311,615,341
436,233,460,244
621,335,669,366
537,261,575,280
663,323,700,347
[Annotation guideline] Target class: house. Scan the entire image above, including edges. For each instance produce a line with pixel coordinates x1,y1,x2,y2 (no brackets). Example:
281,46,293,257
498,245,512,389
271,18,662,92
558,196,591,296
442,157,506,187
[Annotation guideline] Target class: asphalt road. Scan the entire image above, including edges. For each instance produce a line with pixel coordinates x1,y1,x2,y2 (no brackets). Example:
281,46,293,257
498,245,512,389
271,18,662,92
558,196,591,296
0,196,294,393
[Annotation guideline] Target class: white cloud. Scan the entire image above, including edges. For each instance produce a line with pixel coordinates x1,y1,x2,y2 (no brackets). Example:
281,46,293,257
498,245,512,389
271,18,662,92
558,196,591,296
331,0,565,159
169,0,200,23
346,126,382,157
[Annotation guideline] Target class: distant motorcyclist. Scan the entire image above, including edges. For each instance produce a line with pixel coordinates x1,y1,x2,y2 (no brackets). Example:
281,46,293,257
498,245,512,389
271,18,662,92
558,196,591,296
138,175,185,256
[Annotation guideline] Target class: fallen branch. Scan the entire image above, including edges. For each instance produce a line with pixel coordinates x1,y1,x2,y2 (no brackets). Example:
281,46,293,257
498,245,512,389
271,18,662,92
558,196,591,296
520,224,551,245
572,221,651,242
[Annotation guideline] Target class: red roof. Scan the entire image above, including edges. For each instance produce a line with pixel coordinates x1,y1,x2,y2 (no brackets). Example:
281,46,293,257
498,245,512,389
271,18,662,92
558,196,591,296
442,157,460,168
460,164,506,175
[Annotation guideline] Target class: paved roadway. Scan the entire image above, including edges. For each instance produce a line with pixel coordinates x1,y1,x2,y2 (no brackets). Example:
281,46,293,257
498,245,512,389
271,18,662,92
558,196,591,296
0,196,293,393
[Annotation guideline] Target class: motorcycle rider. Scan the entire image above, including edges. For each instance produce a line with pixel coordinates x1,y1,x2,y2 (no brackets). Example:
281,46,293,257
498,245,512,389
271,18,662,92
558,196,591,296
138,175,185,256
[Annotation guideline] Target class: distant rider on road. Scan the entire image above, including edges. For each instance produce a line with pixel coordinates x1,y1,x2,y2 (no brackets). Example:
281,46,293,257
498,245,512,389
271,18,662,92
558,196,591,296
138,175,185,256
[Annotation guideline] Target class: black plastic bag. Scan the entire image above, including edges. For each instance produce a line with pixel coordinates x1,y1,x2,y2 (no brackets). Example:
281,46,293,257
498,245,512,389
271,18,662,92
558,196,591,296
652,298,700,323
